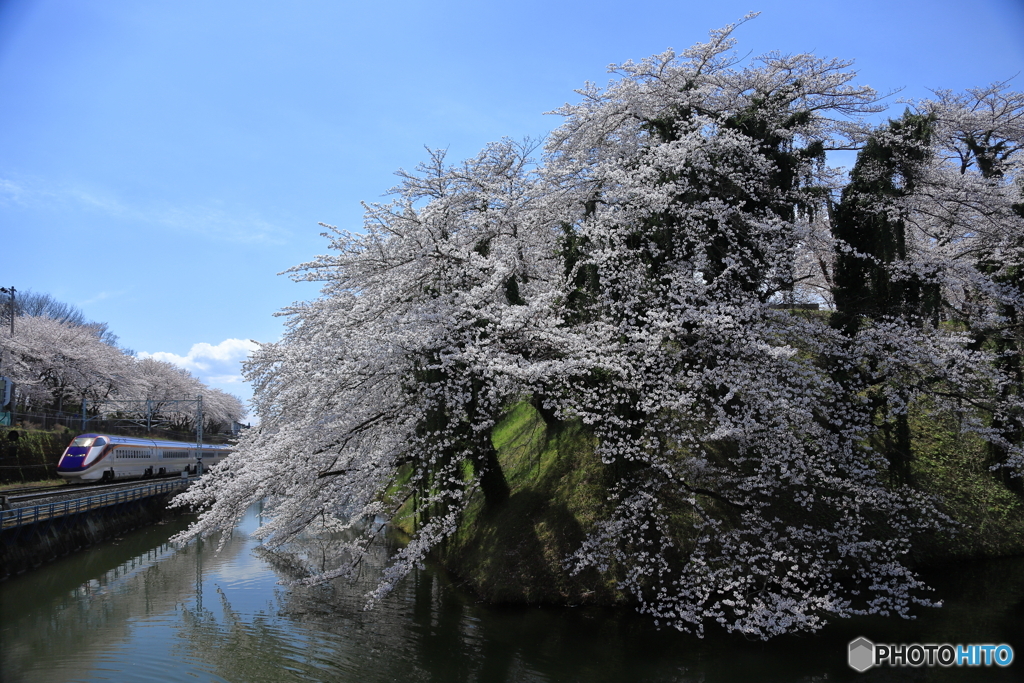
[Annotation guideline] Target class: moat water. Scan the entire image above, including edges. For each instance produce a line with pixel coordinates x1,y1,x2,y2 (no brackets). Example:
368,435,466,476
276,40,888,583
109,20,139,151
2,505,1022,682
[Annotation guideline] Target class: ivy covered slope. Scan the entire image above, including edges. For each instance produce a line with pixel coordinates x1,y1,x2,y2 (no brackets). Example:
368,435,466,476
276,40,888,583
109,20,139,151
173,15,1024,640
0,428,71,484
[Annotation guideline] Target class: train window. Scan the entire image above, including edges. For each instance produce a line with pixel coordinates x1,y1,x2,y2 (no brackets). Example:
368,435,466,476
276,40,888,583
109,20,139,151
93,437,107,447
72,437,96,447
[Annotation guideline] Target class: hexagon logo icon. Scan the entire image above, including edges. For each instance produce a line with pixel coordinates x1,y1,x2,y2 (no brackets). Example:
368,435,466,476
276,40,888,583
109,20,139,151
848,637,875,672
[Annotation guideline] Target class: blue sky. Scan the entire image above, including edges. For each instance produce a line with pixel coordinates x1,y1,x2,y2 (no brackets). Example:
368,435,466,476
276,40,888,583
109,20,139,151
2,0,1022,413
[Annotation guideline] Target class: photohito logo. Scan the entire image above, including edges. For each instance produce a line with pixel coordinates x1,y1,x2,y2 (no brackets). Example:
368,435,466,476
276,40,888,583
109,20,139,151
848,637,1014,671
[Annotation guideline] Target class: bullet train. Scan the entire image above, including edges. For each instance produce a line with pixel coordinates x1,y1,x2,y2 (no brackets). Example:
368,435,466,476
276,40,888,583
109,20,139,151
56,434,233,483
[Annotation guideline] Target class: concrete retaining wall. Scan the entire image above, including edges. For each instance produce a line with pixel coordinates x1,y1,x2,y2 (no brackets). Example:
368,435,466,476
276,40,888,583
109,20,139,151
0,493,186,579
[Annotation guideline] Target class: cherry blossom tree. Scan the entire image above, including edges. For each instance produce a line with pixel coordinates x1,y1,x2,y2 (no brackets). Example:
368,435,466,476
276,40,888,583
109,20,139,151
116,356,244,433
538,16,962,637
175,138,571,591
909,84,1024,489
0,314,128,412
172,16,1022,639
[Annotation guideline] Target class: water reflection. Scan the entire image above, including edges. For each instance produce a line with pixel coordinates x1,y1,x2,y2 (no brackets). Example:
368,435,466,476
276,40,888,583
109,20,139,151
2,505,1022,683
0,516,252,683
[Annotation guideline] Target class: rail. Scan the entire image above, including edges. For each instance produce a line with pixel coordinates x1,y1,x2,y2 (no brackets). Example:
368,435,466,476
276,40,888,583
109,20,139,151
0,478,193,530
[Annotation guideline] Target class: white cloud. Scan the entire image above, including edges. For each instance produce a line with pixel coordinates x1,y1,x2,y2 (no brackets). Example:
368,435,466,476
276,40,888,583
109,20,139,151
153,204,289,245
71,187,131,214
139,338,259,387
207,373,246,385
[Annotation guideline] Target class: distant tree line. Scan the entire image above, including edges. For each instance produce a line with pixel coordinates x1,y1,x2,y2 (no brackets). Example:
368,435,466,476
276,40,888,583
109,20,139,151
1,289,121,348
0,291,244,434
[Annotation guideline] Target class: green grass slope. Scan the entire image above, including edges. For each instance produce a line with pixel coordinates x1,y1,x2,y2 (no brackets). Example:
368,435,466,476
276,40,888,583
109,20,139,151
909,409,1024,565
432,403,627,605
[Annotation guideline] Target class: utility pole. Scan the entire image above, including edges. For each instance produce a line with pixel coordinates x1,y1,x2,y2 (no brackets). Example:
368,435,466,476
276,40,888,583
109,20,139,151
195,394,204,476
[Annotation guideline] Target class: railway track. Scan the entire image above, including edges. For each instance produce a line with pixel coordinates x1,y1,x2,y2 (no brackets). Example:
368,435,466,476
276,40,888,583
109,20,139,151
1,484,77,497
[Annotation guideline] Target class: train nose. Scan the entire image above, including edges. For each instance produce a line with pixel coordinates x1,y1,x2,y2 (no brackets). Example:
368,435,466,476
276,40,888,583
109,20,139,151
58,442,105,471
57,451,88,472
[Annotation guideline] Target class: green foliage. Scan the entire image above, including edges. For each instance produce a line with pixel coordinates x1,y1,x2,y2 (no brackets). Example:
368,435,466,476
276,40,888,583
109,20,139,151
831,110,937,335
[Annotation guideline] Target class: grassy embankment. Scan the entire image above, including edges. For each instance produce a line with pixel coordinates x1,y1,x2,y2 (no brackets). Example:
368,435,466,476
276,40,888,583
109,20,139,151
393,402,627,605
394,401,1024,606
910,409,1024,564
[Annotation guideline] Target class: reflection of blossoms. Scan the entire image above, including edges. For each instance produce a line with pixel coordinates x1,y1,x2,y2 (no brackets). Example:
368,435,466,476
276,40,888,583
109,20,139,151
173,15,1023,639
